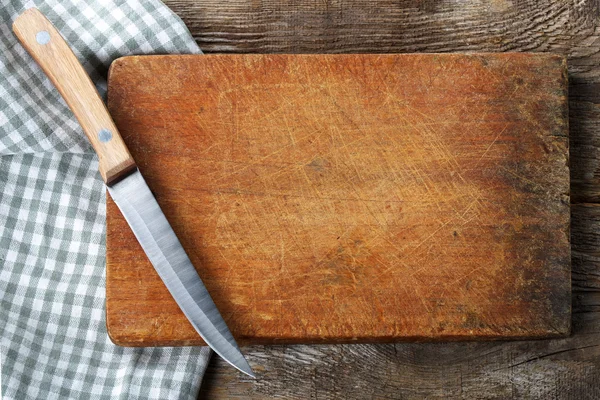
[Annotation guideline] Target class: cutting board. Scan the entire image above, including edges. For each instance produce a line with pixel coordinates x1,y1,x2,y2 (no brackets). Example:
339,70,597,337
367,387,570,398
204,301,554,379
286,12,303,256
105,54,570,346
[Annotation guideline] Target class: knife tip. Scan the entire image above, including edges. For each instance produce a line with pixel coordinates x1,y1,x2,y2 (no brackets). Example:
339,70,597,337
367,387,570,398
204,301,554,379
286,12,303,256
236,358,257,379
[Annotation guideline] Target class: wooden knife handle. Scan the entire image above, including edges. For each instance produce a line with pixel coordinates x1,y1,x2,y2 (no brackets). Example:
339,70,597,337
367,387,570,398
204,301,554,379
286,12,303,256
12,8,136,185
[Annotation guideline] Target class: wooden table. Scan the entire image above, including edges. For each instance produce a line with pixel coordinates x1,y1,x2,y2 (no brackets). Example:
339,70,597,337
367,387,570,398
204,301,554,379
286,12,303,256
161,1,600,398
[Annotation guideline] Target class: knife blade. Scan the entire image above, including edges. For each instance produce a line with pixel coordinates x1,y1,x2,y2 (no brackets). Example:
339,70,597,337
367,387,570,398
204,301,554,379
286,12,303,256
13,7,255,378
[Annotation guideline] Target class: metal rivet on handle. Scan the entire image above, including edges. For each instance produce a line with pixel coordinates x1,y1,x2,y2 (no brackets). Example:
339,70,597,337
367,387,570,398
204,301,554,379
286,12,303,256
98,128,113,143
35,31,50,45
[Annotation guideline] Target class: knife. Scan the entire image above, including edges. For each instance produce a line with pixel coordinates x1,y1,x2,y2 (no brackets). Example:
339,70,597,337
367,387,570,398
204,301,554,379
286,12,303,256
13,8,255,378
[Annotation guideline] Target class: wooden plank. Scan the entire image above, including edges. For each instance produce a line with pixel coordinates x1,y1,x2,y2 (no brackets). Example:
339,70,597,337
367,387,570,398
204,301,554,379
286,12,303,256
199,204,600,399
163,0,600,205
106,53,570,347
155,0,600,397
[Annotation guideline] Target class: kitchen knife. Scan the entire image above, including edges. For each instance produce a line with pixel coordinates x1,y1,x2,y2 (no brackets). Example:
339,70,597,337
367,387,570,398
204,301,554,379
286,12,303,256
12,8,255,378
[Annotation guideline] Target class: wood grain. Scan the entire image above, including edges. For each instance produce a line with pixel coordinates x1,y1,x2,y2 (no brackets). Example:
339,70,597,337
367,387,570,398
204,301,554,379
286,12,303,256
149,1,600,398
164,0,600,205
198,204,600,399
106,53,570,347
12,8,135,184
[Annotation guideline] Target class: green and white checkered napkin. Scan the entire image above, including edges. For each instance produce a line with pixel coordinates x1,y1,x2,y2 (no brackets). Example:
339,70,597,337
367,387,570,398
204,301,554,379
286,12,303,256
0,1,213,399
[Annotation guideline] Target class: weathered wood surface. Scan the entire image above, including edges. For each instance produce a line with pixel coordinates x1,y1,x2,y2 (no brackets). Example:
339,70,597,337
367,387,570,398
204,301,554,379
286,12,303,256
197,204,599,399
106,53,570,346
159,0,599,398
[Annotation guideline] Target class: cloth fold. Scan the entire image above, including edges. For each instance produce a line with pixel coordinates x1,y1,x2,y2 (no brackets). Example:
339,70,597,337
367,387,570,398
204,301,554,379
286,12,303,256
1,1,212,399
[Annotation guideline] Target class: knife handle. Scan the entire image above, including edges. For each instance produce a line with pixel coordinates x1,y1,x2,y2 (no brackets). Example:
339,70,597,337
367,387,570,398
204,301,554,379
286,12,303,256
12,8,136,185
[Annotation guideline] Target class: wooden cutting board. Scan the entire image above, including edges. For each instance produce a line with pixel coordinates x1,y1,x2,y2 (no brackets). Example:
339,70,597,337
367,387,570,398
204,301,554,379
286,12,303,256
105,54,570,346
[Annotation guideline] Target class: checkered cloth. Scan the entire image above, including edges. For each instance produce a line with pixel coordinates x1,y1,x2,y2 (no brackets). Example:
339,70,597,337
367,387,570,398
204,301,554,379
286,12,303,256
0,1,213,399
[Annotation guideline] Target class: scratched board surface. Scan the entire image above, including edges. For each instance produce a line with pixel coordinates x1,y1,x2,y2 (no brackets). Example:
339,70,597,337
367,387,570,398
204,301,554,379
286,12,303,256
105,54,570,346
